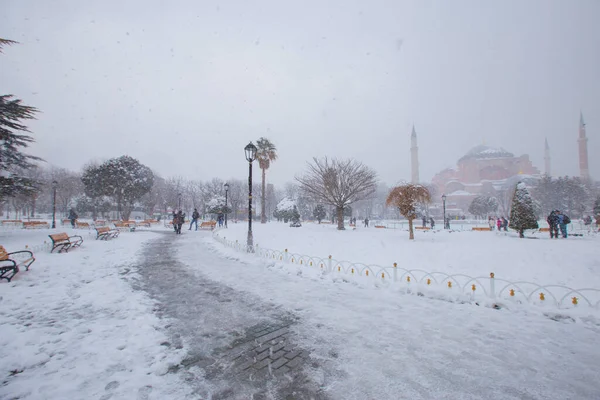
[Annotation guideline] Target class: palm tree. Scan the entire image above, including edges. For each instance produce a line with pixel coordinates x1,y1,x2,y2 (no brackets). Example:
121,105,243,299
256,137,277,223
386,183,431,240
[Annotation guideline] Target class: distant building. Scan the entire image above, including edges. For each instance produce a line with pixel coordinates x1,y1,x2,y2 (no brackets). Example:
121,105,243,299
432,145,541,213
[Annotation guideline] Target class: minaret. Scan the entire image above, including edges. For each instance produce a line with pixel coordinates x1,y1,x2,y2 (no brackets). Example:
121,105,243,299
544,138,551,176
410,125,419,183
579,112,590,181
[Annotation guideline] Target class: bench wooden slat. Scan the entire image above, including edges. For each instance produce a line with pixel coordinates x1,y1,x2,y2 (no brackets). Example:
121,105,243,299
49,233,83,253
0,245,35,282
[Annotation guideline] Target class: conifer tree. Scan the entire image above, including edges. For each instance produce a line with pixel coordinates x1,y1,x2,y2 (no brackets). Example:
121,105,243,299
509,182,539,238
1,39,41,200
313,204,326,223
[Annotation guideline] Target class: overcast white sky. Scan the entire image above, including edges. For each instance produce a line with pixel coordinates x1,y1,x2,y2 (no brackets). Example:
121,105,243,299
1,0,599,186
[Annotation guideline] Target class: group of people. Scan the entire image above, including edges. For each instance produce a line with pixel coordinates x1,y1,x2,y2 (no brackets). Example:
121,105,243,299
488,216,509,231
546,210,571,238
421,216,436,229
172,210,185,234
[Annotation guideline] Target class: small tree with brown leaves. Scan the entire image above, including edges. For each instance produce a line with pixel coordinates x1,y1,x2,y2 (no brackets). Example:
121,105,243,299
386,184,431,240
296,157,377,230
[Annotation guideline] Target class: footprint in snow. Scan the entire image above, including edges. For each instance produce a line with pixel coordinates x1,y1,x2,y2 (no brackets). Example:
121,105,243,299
137,385,153,400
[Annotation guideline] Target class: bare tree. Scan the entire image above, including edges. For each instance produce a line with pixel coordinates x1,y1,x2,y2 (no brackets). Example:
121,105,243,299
386,183,431,240
296,157,377,230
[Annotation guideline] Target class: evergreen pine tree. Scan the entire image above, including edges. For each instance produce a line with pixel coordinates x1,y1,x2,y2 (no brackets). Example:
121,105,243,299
290,205,301,227
1,39,42,199
509,182,539,238
594,195,600,217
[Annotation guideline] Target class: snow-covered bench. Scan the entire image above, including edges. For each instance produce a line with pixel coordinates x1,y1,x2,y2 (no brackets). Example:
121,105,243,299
49,233,83,253
472,227,491,231
0,245,35,282
114,222,136,232
75,221,91,229
200,221,217,230
23,221,49,229
95,226,120,240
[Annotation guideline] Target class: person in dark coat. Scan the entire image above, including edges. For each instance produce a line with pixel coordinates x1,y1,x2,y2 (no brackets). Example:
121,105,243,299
422,216,427,228
172,211,178,233
68,208,78,228
501,217,508,231
429,217,435,229
546,211,559,239
556,210,570,238
176,210,185,234
189,208,200,231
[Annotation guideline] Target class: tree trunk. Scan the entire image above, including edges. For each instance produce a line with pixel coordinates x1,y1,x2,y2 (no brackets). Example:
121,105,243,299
336,206,345,230
261,168,266,223
408,218,414,240
519,229,524,238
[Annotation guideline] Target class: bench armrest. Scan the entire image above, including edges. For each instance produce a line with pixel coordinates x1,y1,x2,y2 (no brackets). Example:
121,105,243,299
69,235,83,241
0,259,17,268
8,250,34,258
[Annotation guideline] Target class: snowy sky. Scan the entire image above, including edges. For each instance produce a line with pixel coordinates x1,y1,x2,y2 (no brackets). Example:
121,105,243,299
1,0,599,185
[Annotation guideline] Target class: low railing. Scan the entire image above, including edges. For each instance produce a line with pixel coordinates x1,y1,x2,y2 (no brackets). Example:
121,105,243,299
213,231,600,310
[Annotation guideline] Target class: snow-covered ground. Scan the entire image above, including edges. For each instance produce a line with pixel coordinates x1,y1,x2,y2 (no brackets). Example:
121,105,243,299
178,228,600,399
216,221,600,292
0,228,190,400
2,223,600,399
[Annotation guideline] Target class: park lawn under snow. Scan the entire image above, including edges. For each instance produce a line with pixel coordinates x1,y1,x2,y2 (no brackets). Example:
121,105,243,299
0,228,190,400
176,231,600,400
217,221,600,291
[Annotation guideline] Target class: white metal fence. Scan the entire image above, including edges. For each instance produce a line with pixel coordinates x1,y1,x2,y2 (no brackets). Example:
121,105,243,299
213,231,600,311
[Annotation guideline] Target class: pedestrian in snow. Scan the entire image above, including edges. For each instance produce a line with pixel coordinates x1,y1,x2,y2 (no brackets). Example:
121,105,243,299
546,211,559,238
189,208,200,230
364,217,369,227
422,216,427,228
496,217,502,231
488,216,495,231
217,214,224,227
501,217,508,231
68,208,78,228
172,211,178,233
176,210,185,234
429,217,435,229
557,210,570,238
583,215,592,226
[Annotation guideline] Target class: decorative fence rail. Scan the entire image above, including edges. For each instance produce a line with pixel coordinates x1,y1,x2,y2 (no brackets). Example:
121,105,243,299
213,231,600,311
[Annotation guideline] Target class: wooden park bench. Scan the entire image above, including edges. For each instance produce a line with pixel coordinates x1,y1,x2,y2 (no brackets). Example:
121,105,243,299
93,220,107,227
61,219,73,226
137,219,156,228
472,227,492,231
539,227,550,232
374,225,386,229
415,226,430,230
48,233,84,253
0,245,35,282
95,226,120,240
75,221,91,229
1,220,23,228
199,221,217,230
23,221,50,229
114,222,136,232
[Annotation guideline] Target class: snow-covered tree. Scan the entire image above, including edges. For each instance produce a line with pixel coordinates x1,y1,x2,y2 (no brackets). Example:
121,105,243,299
205,195,231,215
313,204,326,223
386,183,431,240
1,39,42,200
81,156,154,220
289,205,301,227
509,182,539,238
593,195,600,217
296,157,377,230
273,197,296,223
468,195,499,218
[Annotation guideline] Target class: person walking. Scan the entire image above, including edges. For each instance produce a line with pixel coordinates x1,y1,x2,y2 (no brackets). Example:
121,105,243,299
501,217,508,231
488,216,495,231
557,210,570,238
175,210,185,234
189,208,200,231
364,217,369,227
429,217,435,229
68,208,78,228
496,217,502,231
422,216,427,228
172,211,178,234
546,211,559,238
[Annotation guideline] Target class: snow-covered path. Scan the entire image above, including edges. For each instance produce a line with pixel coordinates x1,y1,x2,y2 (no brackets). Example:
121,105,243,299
135,232,328,399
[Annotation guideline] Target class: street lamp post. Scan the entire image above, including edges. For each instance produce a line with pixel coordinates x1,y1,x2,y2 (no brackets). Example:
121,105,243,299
224,182,229,228
178,193,182,211
51,181,58,229
442,194,448,229
244,142,258,251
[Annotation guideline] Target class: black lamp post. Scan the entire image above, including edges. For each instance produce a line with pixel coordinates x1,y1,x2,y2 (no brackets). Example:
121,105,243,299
244,142,258,251
51,180,58,229
442,194,448,229
178,192,182,211
224,182,229,228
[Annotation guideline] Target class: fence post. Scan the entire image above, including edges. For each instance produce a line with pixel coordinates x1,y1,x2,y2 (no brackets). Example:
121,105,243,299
284,249,288,263
489,272,495,298
328,255,332,273
393,263,397,283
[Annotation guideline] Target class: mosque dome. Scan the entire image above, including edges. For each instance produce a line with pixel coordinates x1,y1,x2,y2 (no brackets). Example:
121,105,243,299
458,145,514,162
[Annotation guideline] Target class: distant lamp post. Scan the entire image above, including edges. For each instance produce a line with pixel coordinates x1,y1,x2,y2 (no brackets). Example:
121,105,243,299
51,181,58,229
244,142,258,251
224,182,229,228
442,194,448,229
178,192,182,210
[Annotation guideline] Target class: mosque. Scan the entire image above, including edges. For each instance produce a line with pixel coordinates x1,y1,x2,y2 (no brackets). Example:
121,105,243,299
409,113,591,214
